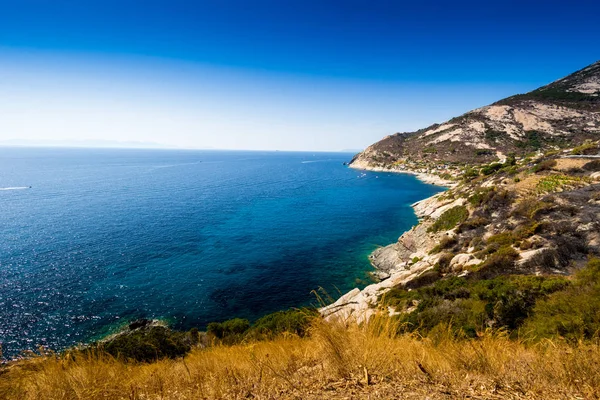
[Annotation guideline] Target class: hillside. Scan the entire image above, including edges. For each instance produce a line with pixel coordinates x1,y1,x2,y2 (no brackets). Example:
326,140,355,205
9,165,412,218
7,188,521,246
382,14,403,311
324,148,600,323
325,62,600,324
350,61,600,172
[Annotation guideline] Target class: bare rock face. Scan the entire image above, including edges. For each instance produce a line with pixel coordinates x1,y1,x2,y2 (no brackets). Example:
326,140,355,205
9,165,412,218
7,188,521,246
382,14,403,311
321,193,455,323
320,261,435,324
349,61,600,171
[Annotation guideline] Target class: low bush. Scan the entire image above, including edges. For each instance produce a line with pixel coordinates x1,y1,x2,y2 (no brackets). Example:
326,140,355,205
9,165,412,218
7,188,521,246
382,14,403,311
468,187,495,207
516,131,542,150
458,216,489,231
208,309,318,344
512,197,554,220
428,205,469,233
582,159,600,171
387,274,569,337
249,309,318,339
434,252,455,273
532,159,556,173
97,326,193,362
472,246,520,279
462,167,480,180
536,174,588,193
523,258,600,341
513,221,541,239
566,167,584,174
487,232,517,247
469,187,514,213
404,270,442,290
207,318,250,341
571,143,598,155
519,239,533,250
481,162,503,175
429,235,457,254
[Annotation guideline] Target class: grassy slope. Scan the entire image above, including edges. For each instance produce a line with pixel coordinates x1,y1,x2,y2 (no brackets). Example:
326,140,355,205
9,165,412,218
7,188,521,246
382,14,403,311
1,319,600,399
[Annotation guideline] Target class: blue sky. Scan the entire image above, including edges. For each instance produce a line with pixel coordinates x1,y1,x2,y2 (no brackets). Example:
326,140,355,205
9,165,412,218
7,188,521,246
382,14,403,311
1,0,599,151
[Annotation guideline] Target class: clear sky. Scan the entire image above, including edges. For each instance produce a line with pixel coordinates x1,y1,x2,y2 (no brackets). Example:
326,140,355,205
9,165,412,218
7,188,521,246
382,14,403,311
1,0,599,151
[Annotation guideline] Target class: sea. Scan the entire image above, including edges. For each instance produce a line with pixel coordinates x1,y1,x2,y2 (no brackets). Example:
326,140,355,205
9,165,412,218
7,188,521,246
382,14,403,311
0,147,442,358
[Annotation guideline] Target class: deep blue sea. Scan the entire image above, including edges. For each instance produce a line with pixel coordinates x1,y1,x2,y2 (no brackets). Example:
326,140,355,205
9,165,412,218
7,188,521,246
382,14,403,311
0,148,442,358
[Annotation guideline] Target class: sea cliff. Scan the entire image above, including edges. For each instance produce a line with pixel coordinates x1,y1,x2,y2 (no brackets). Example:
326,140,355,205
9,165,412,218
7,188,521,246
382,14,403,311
322,147,600,323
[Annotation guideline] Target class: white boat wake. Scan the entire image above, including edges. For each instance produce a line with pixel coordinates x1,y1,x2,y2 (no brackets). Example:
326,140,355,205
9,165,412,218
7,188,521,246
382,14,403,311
0,186,30,191
301,159,332,164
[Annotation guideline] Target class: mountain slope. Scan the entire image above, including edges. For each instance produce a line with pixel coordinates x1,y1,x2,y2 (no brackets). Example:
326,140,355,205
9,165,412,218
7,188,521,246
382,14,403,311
351,61,600,170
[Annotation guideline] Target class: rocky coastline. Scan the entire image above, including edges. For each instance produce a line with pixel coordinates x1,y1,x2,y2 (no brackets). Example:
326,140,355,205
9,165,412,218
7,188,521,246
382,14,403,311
320,180,459,323
323,149,600,324
348,156,457,187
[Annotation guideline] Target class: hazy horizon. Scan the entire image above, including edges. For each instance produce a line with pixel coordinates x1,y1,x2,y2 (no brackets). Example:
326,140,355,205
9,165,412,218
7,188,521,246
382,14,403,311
0,138,362,153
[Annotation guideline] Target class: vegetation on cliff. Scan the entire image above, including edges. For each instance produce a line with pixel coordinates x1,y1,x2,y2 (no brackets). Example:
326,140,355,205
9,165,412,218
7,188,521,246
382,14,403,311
350,61,600,171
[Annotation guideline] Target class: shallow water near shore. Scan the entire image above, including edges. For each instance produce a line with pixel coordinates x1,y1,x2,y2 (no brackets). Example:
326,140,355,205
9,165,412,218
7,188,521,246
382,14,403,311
0,147,442,357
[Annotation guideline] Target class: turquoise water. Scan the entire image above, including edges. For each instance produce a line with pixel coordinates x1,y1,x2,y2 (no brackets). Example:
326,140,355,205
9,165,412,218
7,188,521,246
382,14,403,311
0,148,442,357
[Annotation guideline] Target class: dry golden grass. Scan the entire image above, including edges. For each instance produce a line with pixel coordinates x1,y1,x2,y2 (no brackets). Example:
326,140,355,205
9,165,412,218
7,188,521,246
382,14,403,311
514,174,543,196
1,318,600,399
553,158,590,171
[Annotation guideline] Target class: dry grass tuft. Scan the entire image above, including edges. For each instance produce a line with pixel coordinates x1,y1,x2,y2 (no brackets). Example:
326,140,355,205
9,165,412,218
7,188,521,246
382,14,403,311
1,318,600,399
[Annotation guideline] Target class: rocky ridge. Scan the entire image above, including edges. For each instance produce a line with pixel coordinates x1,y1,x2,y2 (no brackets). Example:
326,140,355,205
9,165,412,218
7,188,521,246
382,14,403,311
349,61,600,178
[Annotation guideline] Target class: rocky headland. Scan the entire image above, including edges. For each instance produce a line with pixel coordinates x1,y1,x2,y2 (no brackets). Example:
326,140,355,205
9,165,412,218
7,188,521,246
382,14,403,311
323,61,600,323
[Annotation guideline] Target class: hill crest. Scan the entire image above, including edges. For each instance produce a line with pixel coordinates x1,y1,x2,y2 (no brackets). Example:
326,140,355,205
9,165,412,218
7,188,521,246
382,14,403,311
351,61,600,171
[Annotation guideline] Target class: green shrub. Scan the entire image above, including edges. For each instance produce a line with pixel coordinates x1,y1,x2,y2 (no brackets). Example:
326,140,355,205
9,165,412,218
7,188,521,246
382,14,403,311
481,162,503,175
249,309,318,338
519,239,533,250
207,318,250,340
208,309,318,344
532,159,556,173
434,252,455,273
487,232,516,247
523,258,600,341
512,197,554,220
571,143,598,155
471,275,569,330
468,187,514,211
474,243,501,259
582,160,600,172
458,216,489,231
405,270,442,290
98,326,192,362
388,274,569,337
462,167,480,180
516,131,542,149
428,206,469,233
503,153,517,167
429,235,457,254
536,174,588,193
472,246,520,278
512,221,541,239
485,129,504,142
468,187,495,206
